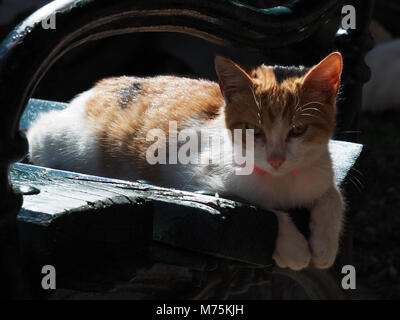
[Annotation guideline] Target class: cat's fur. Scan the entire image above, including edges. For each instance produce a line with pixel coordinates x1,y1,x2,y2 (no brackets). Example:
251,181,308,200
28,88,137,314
28,52,344,270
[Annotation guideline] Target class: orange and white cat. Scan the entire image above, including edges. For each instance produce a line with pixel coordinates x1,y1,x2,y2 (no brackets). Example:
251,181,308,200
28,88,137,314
28,52,344,271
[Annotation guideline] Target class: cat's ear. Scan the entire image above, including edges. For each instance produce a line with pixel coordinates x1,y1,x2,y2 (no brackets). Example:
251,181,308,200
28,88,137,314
303,52,343,97
214,55,252,102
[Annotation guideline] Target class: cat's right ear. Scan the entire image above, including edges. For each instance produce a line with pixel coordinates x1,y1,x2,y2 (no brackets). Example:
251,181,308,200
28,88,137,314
214,55,252,102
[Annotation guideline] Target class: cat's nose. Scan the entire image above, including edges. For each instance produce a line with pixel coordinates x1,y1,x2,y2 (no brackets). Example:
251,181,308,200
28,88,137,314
268,155,285,169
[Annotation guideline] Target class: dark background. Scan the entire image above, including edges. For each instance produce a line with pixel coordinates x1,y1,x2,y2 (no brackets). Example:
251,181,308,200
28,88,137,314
0,0,347,102
0,0,397,103
1,0,400,299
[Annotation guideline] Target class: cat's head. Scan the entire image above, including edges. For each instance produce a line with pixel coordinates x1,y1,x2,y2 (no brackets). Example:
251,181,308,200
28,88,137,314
215,52,342,176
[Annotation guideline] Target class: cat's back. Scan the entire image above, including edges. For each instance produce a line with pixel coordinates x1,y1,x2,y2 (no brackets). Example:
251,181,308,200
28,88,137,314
84,74,224,162
28,75,224,178
86,75,223,121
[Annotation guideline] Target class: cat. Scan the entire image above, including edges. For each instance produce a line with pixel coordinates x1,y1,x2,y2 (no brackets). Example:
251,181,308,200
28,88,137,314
27,52,344,271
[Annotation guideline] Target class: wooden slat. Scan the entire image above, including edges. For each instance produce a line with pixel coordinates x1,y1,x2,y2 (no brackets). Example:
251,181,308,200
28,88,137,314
12,162,279,267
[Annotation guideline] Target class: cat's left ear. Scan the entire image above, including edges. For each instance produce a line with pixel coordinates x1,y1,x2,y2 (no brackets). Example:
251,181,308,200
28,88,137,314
215,55,253,102
303,52,343,97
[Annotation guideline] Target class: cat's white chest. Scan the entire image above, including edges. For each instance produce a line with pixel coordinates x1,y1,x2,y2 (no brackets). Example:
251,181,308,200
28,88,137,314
226,166,332,210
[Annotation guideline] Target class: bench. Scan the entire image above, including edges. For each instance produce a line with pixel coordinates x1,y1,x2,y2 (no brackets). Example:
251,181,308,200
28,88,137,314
0,0,373,299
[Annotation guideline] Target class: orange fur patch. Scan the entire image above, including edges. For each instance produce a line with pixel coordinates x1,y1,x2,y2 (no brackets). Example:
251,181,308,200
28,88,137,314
85,76,223,180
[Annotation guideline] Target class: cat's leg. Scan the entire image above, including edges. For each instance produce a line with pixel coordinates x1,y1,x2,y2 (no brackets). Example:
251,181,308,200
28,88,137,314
272,210,311,271
309,186,344,269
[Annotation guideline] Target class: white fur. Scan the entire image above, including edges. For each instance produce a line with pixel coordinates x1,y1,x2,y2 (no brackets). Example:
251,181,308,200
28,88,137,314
363,39,400,112
272,210,311,270
27,90,101,175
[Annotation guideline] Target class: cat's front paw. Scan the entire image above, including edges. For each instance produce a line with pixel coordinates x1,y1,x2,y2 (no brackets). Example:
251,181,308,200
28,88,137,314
272,211,311,271
309,232,339,269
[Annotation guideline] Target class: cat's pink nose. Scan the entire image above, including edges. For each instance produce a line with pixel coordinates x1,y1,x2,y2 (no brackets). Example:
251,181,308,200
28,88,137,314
268,155,285,169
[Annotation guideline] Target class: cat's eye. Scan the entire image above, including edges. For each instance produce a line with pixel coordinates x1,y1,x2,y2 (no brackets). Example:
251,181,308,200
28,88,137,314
288,124,308,138
245,123,263,136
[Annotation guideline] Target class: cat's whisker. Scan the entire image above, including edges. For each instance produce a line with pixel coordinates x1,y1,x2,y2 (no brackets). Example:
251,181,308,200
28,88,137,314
347,173,364,194
249,85,262,124
249,85,260,110
349,166,365,178
293,94,300,111
300,107,324,114
295,102,325,124
297,113,322,121
348,177,363,194
297,108,332,124
348,171,364,187
351,173,364,189
295,100,321,111
301,101,324,109
338,130,362,135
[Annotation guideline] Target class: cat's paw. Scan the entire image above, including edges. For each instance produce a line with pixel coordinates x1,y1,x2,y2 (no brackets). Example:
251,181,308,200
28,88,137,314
273,232,311,271
272,211,311,271
309,232,339,269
